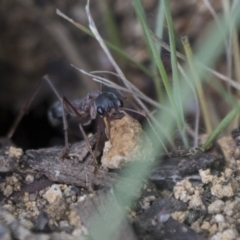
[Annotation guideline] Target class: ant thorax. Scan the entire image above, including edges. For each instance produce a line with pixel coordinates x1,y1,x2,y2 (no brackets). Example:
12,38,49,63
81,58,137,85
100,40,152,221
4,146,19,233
94,92,123,118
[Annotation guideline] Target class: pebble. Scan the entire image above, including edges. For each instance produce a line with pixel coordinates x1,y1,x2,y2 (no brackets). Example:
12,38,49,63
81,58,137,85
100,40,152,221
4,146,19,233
215,214,225,223
208,200,225,214
3,185,13,197
211,229,238,240
211,184,234,198
29,193,37,201
188,190,205,210
43,184,63,203
201,221,210,231
25,175,34,184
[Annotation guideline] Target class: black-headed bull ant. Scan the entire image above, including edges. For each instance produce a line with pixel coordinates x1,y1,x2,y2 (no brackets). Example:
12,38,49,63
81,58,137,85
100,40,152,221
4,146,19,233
7,75,127,162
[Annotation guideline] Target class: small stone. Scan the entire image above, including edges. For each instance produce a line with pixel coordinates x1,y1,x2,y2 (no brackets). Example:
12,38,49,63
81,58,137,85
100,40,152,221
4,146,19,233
63,186,79,197
209,224,218,236
173,179,193,202
11,176,18,183
174,186,189,202
211,229,238,240
224,168,233,178
8,146,23,158
191,220,202,233
217,136,236,164
71,195,77,202
43,184,62,203
141,196,156,210
101,115,153,169
188,190,205,210
171,211,188,223
181,179,195,194
221,229,238,240
29,193,37,201
13,183,21,192
208,200,225,214
25,175,34,184
3,185,13,197
218,222,229,232
46,199,66,220
158,211,170,223
199,169,213,184
211,184,234,198
3,204,15,213
68,210,81,228
59,220,70,228
22,192,29,203
201,221,210,231
215,214,225,223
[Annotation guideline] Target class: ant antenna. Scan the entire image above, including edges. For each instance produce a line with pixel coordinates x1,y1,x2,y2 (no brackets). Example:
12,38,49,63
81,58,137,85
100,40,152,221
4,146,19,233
6,80,42,139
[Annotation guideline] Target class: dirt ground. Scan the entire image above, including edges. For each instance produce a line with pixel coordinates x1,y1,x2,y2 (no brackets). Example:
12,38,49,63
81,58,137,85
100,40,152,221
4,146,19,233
0,1,239,240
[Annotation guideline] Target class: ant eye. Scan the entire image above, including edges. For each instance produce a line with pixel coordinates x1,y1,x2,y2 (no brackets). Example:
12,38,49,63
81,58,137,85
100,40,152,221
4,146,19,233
117,99,123,107
97,106,104,115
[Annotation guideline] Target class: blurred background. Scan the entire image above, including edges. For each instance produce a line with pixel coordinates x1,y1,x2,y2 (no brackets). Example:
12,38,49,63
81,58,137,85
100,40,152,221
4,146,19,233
0,0,222,150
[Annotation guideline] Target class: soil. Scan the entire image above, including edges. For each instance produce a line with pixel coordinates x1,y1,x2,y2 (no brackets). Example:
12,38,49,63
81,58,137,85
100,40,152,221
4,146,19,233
0,1,239,240
1,119,240,240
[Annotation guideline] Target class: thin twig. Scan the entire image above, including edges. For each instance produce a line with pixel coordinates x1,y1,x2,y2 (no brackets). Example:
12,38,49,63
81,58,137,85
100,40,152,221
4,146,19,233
85,0,148,112
73,66,171,113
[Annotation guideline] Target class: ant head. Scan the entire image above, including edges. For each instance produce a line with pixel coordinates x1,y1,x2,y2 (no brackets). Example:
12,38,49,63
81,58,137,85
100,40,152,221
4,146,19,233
95,92,123,118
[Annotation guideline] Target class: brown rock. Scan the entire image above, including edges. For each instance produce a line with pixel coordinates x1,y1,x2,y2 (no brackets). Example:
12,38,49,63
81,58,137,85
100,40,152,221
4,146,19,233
102,114,153,169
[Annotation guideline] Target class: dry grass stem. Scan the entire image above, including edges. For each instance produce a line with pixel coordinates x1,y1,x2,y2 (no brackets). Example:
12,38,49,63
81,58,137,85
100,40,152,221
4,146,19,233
181,36,213,134
152,33,240,91
178,64,200,147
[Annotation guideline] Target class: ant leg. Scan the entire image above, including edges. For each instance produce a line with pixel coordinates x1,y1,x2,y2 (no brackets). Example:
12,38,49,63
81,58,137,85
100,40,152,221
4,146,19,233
43,76,71,158
7,75,62,140
60,97,70,158
94,123,101,158
78,123,98,165
57,95,98,164
6,79,42,139
43,75,62,101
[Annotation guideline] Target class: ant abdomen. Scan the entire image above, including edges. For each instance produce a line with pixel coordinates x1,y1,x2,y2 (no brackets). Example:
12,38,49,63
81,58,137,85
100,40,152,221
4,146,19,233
48,101,65,127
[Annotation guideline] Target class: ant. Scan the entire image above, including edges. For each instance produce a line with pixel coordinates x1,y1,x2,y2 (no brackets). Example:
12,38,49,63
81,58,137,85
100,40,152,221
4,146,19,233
7,75,125,161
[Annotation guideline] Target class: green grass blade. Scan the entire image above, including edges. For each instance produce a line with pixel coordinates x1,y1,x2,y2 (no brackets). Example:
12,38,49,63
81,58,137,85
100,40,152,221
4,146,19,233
163,0,184,123
132,0,185,134
201,105,240,150
153,0,165,102
155,0,165,53
87,2,240,239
